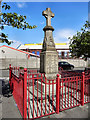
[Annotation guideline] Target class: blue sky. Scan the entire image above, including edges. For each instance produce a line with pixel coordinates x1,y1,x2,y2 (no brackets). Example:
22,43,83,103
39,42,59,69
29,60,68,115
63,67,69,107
1,2,88,48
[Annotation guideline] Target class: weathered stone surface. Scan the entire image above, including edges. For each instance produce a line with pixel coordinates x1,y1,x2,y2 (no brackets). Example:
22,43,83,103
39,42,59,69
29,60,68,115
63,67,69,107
42,30,56,51
40,51,58,78
40,8,58,79
42,8,54,26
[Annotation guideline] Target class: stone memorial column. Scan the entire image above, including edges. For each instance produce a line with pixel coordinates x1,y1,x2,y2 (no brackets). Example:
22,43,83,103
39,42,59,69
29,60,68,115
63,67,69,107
40,8,58,79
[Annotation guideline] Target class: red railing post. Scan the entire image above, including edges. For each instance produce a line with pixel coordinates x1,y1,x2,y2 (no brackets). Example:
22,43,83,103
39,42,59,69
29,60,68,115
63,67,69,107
56,74,60,114
9,64,12,88
24,68,27,119
81,72,85,106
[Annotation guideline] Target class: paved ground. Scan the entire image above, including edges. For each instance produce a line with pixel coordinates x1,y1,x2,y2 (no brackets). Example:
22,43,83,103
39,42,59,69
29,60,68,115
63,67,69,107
0,77,90,119
0,77,22,119
45,104,90,118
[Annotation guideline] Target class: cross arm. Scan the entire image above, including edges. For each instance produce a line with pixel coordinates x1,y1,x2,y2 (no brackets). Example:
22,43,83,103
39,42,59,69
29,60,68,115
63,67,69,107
42,10,47,18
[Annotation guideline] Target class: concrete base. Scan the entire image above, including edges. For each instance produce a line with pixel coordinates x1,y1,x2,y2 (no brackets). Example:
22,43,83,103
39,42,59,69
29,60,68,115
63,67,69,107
36,81,56,95
45,73,57,79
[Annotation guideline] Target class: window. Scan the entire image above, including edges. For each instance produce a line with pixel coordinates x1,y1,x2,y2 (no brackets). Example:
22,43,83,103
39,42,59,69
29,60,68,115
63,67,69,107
58,52,61,57
64,62,69,65
37,51,40,55
65,52,67,57
32,51,35,54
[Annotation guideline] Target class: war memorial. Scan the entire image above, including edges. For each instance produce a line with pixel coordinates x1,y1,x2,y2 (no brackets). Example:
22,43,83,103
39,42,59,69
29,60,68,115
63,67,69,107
2,7,89,120
40,8,58,79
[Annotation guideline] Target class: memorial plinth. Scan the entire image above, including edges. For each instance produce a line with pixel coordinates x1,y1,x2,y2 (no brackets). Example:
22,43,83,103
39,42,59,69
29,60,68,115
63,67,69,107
40,8,58,79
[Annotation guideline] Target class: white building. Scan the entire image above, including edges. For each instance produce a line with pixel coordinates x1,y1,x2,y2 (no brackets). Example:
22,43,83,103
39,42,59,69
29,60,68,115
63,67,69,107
0,45,39,69
18,43,71,58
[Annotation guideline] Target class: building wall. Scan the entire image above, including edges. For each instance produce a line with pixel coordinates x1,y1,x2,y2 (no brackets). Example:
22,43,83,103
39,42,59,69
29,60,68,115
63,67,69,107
18,43,70,57
0,46,40,69
22,49,42,56
21,49,70,58
0,46,28,59
0,46,88,70
0,58,40,69
87,58,90,67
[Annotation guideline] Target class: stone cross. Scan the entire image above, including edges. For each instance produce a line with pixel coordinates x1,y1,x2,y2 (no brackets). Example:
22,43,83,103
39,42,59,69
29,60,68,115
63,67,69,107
42,8,54,26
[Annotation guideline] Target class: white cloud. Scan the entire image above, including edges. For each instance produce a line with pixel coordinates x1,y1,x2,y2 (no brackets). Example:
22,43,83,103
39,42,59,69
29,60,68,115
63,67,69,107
54,28,76,43
17,3,26,8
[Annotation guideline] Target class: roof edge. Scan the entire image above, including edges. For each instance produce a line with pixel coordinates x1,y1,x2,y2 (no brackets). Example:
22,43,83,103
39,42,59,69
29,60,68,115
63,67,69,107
0,45,39,57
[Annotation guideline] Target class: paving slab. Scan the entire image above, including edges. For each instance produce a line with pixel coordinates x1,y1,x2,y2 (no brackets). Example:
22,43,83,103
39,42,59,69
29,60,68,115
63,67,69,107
43,103,89,119
2,96,22,118
0,77,22,119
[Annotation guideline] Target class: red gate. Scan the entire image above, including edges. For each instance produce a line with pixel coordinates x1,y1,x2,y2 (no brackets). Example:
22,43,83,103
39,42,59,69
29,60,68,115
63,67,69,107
27,73,56,119
9,65,25,117
59,76,82,111
56,72,90,113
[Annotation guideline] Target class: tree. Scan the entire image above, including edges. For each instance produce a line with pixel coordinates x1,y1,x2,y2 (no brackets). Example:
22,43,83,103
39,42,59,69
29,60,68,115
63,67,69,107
69,21,90,60
0,2,37,45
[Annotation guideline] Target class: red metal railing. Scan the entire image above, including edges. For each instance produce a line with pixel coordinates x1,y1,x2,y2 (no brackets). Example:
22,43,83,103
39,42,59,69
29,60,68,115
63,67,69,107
59,76,82,111
9,65,26,118
9,65,90,119
84,71,90,104
27,73,56,119
59,70,82,78
27,69,38,74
